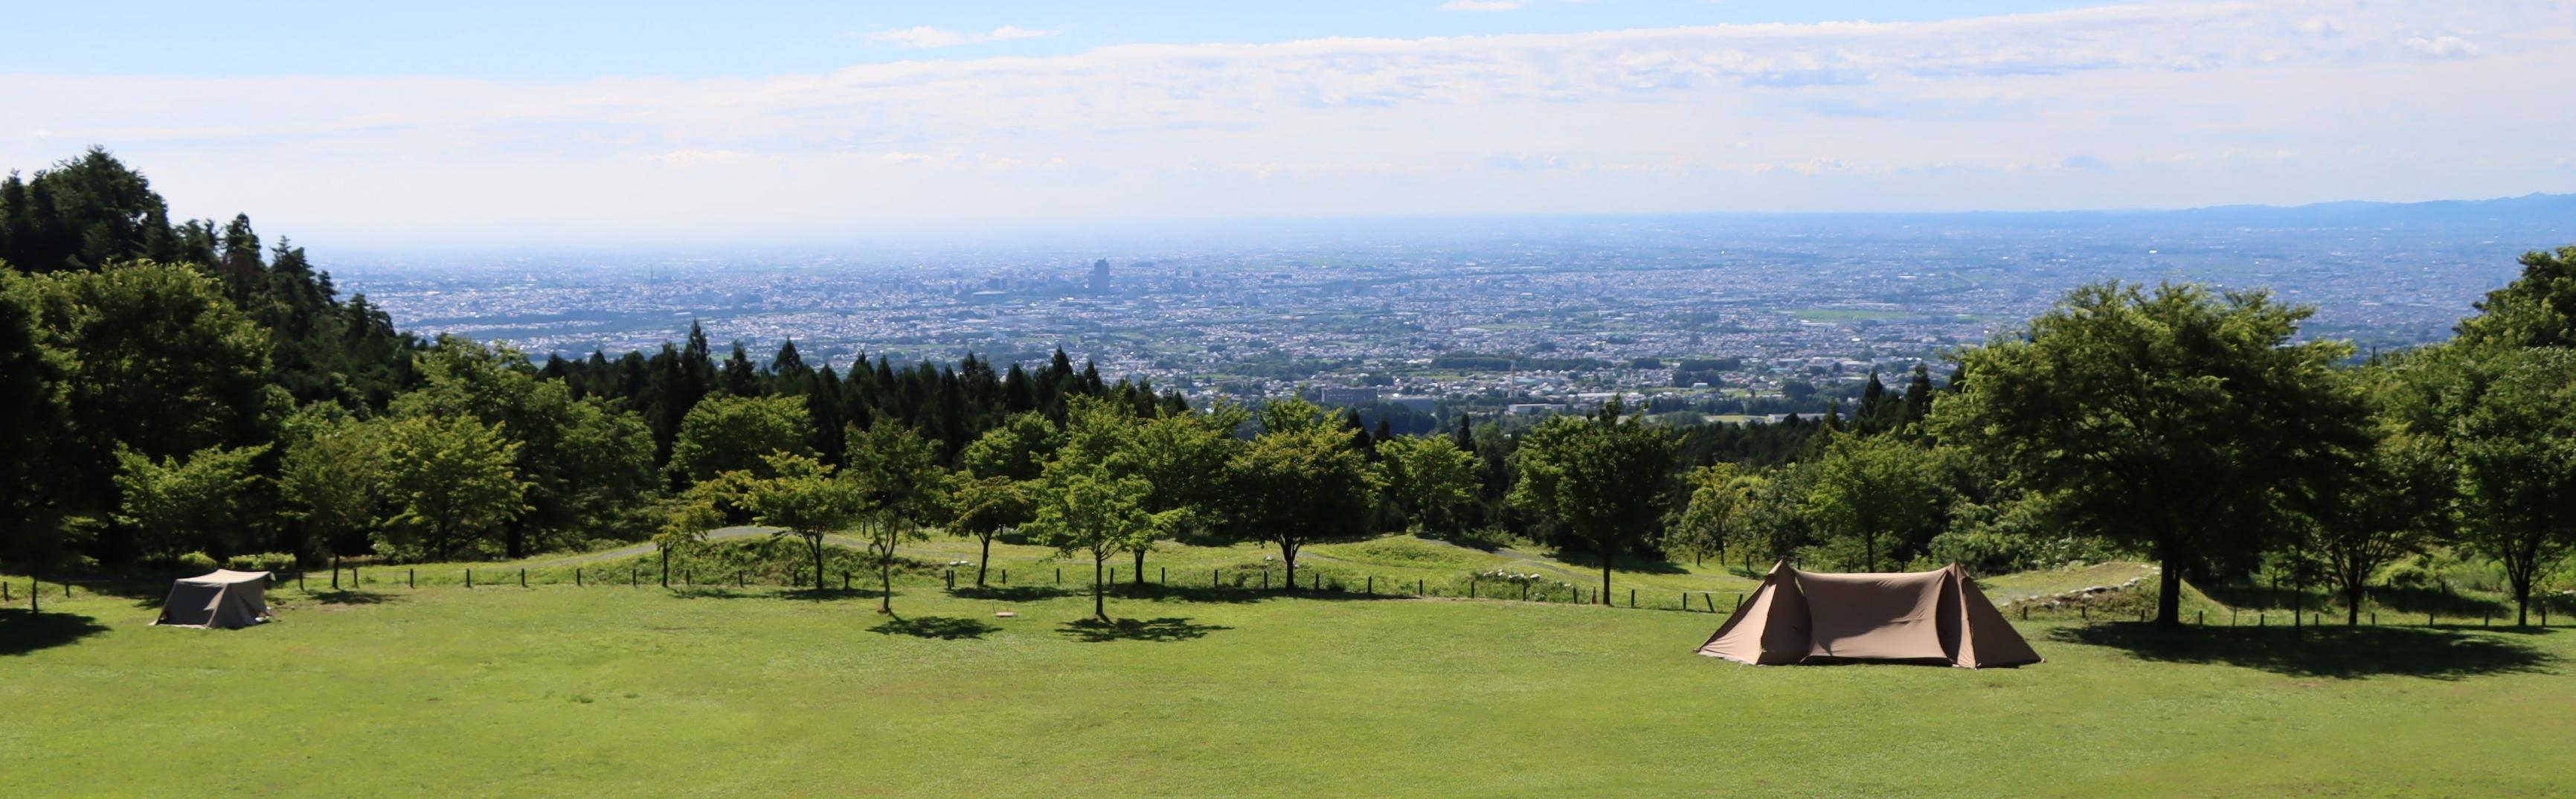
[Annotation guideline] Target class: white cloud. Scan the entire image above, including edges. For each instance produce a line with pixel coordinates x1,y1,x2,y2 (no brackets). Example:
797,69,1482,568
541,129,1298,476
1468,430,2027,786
1439,1,1526,10
3,0,2570,247
2403,35,2481,59
862,25,1058,49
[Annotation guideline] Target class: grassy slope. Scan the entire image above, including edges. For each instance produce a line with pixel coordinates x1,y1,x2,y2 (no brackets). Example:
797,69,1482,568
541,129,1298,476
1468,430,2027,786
4,568,2571,798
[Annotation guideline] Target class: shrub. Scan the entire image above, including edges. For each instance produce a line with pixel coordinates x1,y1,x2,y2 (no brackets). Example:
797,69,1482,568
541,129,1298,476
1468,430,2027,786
223,552,298,573
176,551,219,572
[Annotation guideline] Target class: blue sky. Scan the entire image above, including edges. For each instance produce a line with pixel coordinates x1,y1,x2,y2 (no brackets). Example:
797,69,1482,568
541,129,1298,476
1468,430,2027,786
9,1,2104,80
4,1,2571,248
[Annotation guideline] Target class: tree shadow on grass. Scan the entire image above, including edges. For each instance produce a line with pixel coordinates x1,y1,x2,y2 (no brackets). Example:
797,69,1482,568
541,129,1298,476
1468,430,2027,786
667,586,889,601
948,585,1072,602
1121,582,1423,605
2052,623,2558,680
1056,617,1230,643
870,615,1000,640
306,589,397,606
0,609,110,656
780,588,881,603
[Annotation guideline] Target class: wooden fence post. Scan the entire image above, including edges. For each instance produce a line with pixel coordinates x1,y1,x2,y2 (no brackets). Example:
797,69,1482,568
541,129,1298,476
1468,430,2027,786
1629,588,1636,609
408,568,415,588
576,569,582,587
1056,568,1062,585
1160,567,1166,585
520,568,527,588
465,569,472,588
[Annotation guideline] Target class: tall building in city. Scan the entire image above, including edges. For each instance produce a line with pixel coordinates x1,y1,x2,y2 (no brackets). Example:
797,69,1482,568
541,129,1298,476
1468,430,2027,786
1089,258,1112,293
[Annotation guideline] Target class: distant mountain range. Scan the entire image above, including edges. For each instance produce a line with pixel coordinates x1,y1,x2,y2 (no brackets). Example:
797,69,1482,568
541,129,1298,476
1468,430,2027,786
2168,192,2576,225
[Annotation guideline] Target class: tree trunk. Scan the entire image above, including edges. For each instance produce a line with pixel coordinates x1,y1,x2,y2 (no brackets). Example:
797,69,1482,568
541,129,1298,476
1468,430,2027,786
2155,551,2183,627
812,536,825,591
976,534,992,587
1093,554,1107,620
2346,583,2363,626
660,547,669,588
1599,557,1611,606
1280,542,1297,591
878,528,893,614
1133,548,1146,586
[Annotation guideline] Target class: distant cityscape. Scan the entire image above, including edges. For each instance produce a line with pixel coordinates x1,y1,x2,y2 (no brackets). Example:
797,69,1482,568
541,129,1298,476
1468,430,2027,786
335,200,2573,420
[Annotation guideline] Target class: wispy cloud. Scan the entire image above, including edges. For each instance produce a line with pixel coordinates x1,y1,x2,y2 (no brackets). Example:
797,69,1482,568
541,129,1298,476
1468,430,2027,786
3,0,2568,246
861,25,1058,49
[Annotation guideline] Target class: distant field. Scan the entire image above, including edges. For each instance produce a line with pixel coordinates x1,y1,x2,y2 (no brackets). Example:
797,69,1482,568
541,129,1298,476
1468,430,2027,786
4,543,2571,797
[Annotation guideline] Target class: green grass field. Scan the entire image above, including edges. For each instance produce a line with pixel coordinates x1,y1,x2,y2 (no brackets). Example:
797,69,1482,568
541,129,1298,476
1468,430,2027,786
5,542,2572,798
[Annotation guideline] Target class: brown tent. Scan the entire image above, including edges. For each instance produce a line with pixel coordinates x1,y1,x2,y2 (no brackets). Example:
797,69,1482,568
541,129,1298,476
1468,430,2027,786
1695,561,2039,668
154,569,273,629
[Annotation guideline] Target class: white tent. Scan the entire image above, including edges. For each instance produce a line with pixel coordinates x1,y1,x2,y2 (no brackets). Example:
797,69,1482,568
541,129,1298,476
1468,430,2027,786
154,570,273,629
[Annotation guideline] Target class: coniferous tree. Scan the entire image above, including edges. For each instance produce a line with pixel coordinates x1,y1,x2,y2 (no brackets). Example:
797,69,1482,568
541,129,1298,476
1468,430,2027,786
720,341,759,397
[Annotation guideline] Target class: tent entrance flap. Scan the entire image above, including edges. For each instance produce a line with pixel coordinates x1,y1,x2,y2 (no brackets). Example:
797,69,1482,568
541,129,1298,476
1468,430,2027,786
1694,562,2039,669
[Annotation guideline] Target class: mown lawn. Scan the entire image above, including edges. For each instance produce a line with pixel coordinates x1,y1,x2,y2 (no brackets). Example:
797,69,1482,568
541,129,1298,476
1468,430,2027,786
4,569,2570,798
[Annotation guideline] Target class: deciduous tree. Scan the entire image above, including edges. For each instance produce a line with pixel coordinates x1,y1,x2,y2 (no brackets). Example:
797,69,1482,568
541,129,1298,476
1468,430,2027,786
1930,282,2372,626
1508,400,1677,604
1378,434,1479,535
1026,460,1179,620
1228,399,1381,591
373,415,529,562
845,422,945,614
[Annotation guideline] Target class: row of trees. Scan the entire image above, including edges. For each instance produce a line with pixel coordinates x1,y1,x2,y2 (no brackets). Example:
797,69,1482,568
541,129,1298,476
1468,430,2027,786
7,150,2572,629
1652,255,2576,628
0,150,1168,571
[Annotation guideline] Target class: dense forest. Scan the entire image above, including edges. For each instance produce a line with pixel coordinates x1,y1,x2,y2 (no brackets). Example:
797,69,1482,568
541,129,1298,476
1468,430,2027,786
6,150,2573,627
